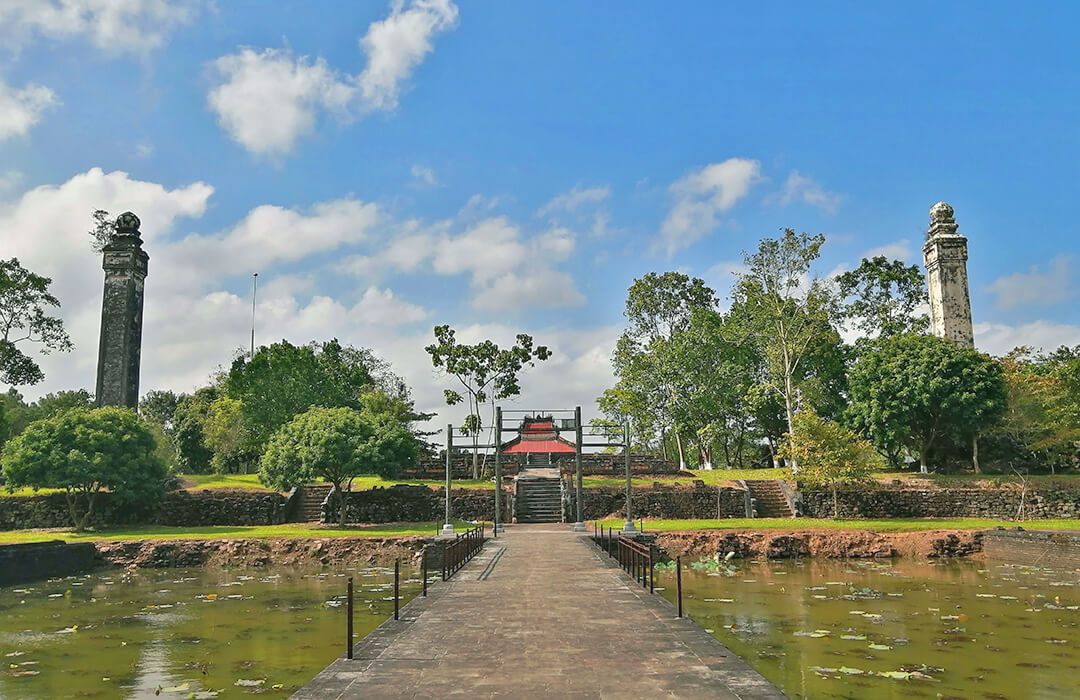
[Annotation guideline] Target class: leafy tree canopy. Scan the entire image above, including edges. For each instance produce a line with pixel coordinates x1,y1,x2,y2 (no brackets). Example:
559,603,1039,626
847,333,1007,472
783,409,880,518
139,389,183,434
0,257,73,386
260,406,419,524
837,256,929,338
1,407,166,530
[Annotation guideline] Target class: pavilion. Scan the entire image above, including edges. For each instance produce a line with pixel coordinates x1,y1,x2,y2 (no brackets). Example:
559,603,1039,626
501,415,577,467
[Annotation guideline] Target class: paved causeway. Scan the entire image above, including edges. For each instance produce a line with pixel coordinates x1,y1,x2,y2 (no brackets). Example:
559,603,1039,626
294,525,786,699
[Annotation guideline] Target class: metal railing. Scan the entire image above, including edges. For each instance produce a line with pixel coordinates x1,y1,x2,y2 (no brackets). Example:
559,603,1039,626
443,524,486,581
590,522,685,615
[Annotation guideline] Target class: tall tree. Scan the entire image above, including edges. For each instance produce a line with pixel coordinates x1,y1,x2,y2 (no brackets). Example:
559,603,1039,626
847,333,1007,472
836,256,929,338
172,387,218,474
783,409,880,518
0,258,73,386
1,407,166,530
260,406,418,525
426,325,551,477
139,389,183,434
734,230,838,444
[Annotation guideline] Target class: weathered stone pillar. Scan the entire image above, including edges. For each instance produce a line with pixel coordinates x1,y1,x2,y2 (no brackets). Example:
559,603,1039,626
95,212,149,408
923,202,973,347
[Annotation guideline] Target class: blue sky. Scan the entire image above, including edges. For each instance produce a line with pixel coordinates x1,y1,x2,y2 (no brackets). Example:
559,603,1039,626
2,1,1078,422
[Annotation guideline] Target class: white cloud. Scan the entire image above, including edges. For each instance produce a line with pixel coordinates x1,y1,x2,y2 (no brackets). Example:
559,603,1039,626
537,185,610,217
410,164,438,187
352,286,428,325
766,170,842,213
433,217,527,283
975,320,1080,356
207,0,458,156
659,158,760,255
473,269,585,311
0,170,23,192
862,239,914,263
207,48,356,156
986,255,1076,310
0,78,59,140
357,0,459,111
0,0,201,53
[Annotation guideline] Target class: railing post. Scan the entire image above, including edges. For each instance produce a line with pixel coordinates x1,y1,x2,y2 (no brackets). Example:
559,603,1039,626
676,555,683,618
394,558,400,621
346,577,354,659
649,545,654,594
422,550,428,597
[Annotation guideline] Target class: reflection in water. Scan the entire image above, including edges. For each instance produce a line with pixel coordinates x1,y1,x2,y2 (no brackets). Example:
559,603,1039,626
0,564,422,699
657,557,1080,699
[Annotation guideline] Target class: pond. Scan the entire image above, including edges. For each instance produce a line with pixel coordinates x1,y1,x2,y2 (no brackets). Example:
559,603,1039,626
656,557,1080,699
0,563,423,699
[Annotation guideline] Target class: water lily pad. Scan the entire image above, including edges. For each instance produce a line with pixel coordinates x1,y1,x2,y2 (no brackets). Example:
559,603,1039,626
841,634,866,640
868,643,892,650
160,682,189,692
234,679,265,687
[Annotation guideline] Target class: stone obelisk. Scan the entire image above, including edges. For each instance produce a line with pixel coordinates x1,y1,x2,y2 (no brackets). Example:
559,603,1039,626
923,202,974,347
95,211,149,408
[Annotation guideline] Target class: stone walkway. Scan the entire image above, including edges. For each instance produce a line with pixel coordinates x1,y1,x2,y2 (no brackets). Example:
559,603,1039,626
293,525,786,699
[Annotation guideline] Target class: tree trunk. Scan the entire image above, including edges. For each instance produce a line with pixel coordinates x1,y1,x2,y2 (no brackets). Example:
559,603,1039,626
674,432,686,470
661,430,669,461
832,481,839,519
971,434,981,474
334,483,348,526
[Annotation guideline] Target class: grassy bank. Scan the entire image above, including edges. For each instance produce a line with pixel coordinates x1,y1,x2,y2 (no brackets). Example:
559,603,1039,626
0,521,479,545
594,517,1080,532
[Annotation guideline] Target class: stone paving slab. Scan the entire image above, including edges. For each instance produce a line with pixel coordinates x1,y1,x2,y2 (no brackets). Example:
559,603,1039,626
293,525,786,699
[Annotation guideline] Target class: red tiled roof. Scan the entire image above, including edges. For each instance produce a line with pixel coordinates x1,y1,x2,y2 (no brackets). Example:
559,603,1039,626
503,438,577,454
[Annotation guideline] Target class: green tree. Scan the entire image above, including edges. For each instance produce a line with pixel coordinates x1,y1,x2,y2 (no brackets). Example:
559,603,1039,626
139,389,183,433
204,396,259,473
847,333,1007,473
606,272,719,467
172,387,217,474
88,209,117,253
425,325,551,477
1,407,166,530
223,339,386,451
735,230,839,444
837,256,929,338
260,406,419,524
783,409,880,518
0,258,74,386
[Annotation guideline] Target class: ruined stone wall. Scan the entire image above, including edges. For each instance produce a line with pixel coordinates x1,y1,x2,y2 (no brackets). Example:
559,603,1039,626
799,486,1080,520
556,454,681,477
335,485,511,524
401,457,522,480
0,490,289,530
567,483,747,521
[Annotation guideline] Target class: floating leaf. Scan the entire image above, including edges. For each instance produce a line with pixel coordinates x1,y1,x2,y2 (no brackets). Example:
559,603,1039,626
161,683,189,692
841,634,866,641
838,666,865,675
878,670,912,680
868,643,892,650
234,679,265,687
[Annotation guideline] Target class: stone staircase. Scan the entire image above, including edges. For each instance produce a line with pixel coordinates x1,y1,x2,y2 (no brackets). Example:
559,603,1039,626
514,473,563,523
744,480,795,518
295,483,333,522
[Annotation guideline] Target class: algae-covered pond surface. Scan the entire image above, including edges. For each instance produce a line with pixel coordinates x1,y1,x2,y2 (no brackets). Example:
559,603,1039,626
658,558,1080,699
0,564,422,699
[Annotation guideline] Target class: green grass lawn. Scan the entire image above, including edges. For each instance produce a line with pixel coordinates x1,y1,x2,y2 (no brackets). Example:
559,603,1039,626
179,474,493,491
593,517,1080,532
0,520,481,545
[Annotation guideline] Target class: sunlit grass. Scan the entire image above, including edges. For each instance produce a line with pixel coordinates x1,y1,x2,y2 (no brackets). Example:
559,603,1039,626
0,520,480,544
592,517,1080,532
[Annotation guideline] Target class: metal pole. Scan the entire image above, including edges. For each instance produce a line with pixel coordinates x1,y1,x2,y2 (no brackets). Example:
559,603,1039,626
249,272,258,360
649,545,654,594
572,406,585,531
422,550,427,597
676,556,683,618
394,558,400,620
494,406,503,534
623,420,635,533
442,424,454,535
346,577,354,659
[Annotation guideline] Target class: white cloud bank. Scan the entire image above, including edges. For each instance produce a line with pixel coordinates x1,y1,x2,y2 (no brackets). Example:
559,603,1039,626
659,158,760,255
765,170,842,213
0,78,59,140
1,169,609,424
987,254,1076,310
0,0,201,53
208,0,459,156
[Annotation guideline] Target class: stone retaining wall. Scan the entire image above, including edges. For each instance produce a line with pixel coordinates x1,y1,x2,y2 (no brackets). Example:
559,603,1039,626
334,485,512,524
0,490,289,530
982,529,1080,569
799,486,1080,520
0,540,98,585
566,483,747,521
556,454,681,477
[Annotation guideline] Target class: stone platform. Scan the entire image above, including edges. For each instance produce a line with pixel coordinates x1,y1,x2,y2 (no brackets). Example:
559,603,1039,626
293,524,785,699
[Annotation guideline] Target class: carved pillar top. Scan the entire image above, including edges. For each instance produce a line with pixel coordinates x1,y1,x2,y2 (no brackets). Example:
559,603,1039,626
927,201,961,238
